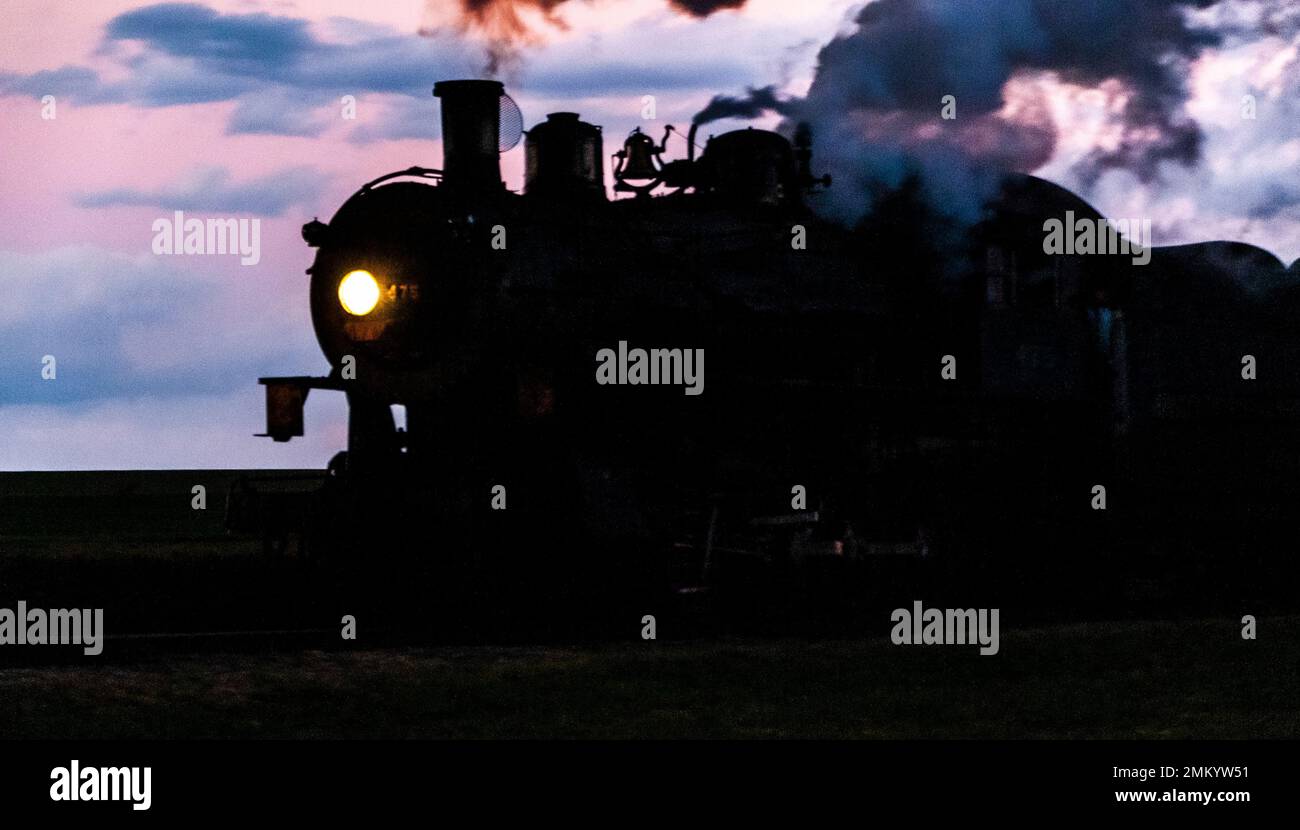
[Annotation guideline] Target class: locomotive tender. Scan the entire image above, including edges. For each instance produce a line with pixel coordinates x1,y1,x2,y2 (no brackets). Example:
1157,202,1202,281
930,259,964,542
248,78,1300,617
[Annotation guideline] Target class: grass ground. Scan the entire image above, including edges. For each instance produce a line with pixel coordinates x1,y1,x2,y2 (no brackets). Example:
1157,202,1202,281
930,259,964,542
3,616,1295,739
2,472,1295,739
0,470,315,559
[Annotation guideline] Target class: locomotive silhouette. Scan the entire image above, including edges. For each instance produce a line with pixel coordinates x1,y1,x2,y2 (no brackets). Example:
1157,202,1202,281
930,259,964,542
239,79,1300,623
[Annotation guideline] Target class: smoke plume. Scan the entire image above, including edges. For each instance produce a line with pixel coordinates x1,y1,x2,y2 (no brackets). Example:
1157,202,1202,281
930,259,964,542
695,0,1226,224
692,85,794,125
431,0,748,74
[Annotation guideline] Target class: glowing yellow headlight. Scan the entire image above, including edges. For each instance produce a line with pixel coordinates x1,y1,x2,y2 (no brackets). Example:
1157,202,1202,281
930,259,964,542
338,270,380,316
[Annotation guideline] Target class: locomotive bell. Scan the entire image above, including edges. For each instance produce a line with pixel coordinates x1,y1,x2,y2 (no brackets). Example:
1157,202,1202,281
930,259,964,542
616,128,661,181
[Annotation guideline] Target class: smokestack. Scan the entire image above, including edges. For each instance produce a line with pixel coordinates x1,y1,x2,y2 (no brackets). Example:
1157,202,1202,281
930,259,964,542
433,79,504,193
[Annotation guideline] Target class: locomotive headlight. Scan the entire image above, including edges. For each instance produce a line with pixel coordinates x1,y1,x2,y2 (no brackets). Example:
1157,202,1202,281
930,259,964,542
338,269,381,316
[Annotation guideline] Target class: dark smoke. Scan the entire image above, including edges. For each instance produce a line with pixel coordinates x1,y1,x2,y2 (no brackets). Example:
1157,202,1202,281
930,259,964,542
436,0,748,74
695,0,1226,224
693,85,793,125
669,0,747,16
457,0,568,35
430,0,570,74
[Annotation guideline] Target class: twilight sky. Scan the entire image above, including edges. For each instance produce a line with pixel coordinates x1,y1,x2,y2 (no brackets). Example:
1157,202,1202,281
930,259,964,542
1,0,1297,470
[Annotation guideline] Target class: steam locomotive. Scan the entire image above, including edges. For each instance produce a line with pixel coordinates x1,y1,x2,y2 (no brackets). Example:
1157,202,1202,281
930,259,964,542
242,78,1300,624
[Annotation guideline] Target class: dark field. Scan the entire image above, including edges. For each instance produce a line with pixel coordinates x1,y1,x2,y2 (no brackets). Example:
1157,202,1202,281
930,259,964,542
0,470,317,560
1,471,1296,739
2,617,1294,739
0,471,334,634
